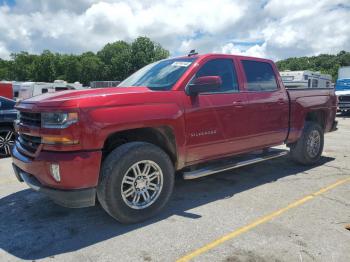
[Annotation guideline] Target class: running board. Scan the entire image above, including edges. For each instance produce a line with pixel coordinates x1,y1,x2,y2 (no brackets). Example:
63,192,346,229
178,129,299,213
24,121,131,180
183,148,288,180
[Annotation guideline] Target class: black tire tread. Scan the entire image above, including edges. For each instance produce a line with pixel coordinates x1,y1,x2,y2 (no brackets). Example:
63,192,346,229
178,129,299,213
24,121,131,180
290,121,324,165
97,142,174,223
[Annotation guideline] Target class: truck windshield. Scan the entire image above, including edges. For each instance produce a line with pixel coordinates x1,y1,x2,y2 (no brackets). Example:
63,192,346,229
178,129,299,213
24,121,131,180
118,58,196,90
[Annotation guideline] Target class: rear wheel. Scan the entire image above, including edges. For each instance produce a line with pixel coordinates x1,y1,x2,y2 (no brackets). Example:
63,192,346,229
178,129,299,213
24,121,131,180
289,122,324,165
0,127,15,158
97,142,174,223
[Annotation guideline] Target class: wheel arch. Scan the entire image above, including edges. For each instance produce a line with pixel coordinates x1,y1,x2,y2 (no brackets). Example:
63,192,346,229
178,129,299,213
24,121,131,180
102,126,178,166
305,110,326,130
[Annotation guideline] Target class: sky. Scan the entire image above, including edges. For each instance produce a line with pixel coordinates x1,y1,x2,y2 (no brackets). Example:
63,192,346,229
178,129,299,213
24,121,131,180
0,0,349,61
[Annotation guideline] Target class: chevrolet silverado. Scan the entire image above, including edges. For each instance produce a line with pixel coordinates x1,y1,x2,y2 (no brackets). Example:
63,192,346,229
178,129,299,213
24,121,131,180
12,53,337,223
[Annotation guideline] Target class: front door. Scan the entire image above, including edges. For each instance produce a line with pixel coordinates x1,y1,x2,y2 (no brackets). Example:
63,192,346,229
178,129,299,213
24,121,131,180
183,58,249,164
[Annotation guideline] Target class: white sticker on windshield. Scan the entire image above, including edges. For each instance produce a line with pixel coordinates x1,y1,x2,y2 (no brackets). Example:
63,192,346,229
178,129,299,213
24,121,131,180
171,61,191,67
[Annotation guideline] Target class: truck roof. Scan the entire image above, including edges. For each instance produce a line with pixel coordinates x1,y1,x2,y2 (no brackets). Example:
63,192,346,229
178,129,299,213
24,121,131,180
172,53,274,63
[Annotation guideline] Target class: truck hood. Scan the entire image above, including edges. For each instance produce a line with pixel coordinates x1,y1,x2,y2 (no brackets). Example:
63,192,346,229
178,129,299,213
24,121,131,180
17,87,154,109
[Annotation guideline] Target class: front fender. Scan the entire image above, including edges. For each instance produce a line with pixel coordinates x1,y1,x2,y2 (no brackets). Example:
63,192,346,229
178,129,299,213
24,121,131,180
79,103,187,165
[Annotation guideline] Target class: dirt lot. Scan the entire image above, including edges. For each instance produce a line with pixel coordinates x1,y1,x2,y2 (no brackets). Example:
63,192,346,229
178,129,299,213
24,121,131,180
0,116,349,262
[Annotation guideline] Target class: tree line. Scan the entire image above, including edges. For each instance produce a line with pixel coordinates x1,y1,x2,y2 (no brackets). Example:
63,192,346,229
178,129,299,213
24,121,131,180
0,36,170,85
1,37,349,85
276,50,350,81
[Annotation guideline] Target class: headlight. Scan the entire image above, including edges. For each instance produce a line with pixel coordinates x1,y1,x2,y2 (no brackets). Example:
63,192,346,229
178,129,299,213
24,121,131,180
41,112,78,129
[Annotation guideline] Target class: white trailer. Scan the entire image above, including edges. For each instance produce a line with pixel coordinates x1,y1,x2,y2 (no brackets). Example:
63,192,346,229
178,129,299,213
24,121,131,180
18,80,85,101
18,82,55,100
280,70,332,89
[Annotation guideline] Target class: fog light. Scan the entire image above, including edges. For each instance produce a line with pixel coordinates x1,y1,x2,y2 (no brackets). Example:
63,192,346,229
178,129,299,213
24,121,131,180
50,163,61,182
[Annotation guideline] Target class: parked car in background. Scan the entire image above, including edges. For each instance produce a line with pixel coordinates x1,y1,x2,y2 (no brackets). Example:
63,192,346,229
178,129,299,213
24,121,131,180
12,53,337,223
280,71,332,89
0,82,14,100
335,66,350,114
0,96,16,157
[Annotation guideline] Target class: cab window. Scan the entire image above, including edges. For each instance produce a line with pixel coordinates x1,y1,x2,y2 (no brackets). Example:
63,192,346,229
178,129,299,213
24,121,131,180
194,58,238,93
242,60,278,91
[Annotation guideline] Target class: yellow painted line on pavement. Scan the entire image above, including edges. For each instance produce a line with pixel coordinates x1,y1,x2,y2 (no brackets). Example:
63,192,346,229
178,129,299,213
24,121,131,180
177,177,350,262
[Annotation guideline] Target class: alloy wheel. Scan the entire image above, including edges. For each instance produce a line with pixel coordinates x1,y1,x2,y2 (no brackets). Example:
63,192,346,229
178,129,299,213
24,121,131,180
121,160,163,209
0,130,15,157
306,130,321,158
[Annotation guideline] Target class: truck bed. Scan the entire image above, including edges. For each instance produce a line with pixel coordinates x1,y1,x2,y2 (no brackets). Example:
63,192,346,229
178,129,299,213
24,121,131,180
286,88,337,143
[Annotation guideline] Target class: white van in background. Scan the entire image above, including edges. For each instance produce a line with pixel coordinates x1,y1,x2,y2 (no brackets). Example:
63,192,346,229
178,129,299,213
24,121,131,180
18,82,54,100
53,80,83,91
280,71,332,89
18,80,85,100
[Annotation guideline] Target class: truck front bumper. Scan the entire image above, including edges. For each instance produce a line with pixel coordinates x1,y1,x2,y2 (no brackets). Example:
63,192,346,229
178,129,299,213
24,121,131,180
12,164,96,208
338,102,350,110
11,145,102,208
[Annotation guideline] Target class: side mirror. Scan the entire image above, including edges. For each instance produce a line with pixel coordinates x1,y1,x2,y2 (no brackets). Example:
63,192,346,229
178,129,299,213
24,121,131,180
186,76,222,96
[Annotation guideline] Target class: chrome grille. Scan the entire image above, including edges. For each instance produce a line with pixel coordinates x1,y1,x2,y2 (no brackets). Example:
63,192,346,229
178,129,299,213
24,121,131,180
18,134,41,154
339,95,350,102
19,112,41,127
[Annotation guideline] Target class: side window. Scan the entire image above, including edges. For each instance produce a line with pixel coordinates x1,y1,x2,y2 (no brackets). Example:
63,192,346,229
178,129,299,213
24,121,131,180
242,60,278,91
308,79,311,87
326,81,330,88
195,58,238,92
312,79,318,88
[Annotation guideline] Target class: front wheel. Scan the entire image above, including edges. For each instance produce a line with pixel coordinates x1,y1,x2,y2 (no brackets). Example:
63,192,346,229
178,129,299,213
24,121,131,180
97,142,174,223
0,127,15,158
289,122,324,165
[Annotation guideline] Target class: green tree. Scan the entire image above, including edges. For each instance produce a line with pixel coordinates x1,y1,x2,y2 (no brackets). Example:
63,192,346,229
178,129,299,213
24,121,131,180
97,40,132,80
79,52,104,85
8,52,37,81
0,36,170,83
0,59,11,80
131,36,169,72
32,50,57,82
59,54,82,83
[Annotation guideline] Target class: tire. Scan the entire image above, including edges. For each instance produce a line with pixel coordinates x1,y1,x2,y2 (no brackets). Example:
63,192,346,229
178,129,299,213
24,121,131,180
0,126,15,158
289,121,324,165
97,142,175,224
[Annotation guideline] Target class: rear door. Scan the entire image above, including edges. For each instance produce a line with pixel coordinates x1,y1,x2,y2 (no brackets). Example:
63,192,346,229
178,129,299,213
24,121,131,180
239,59,289,148
183,57,249,164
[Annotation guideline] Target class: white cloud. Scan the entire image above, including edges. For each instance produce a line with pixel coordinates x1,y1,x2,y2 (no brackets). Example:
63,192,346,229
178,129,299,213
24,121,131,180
0,41,10,59
0,0,349,61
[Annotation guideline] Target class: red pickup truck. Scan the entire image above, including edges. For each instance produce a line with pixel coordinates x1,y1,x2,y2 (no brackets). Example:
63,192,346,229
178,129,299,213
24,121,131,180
12,53,337,223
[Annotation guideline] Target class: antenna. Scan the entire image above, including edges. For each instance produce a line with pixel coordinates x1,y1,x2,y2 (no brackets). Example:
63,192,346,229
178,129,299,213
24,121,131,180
188,50,198,57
